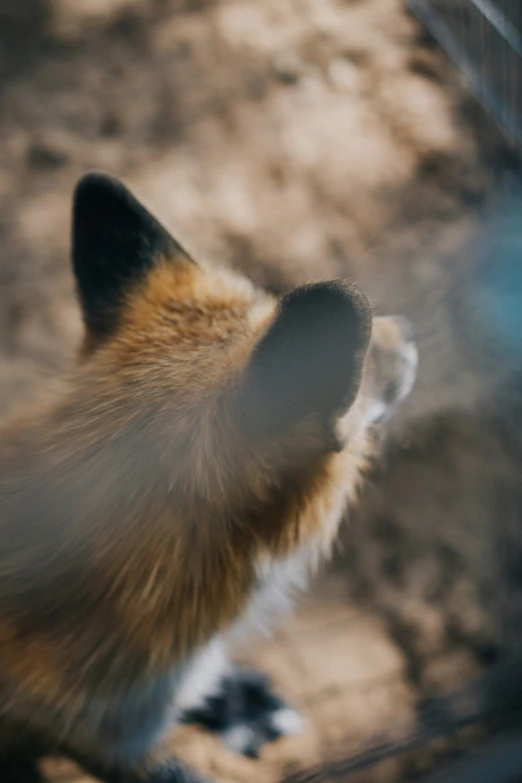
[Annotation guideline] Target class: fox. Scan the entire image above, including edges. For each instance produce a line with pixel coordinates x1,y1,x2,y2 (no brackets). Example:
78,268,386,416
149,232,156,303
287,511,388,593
0,172,417,783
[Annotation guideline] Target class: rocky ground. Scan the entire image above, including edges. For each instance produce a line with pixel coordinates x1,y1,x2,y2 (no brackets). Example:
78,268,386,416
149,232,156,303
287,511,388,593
1,0,522,781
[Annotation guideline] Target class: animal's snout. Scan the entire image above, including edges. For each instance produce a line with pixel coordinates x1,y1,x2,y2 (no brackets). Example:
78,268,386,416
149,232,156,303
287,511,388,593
372,315,415,349
394,315,414,344
364,315,418,424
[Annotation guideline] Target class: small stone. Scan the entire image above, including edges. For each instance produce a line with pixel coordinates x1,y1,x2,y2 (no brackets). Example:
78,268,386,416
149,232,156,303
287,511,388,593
27,131,73,169
328,56,360,93
273,51,307,84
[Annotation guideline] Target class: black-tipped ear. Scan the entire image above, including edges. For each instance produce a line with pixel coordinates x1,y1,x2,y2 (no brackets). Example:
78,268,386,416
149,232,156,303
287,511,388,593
72,172,194,339
241,280,372,448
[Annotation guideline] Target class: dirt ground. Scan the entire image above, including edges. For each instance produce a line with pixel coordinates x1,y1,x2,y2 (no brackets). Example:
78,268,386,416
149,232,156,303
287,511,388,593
1,0,522,781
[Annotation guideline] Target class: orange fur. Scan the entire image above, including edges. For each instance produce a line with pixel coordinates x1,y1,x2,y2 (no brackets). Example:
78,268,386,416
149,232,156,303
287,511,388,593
0,173,416,782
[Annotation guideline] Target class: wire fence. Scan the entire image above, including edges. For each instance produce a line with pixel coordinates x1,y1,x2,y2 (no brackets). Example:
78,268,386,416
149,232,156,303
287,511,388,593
406,0,522,150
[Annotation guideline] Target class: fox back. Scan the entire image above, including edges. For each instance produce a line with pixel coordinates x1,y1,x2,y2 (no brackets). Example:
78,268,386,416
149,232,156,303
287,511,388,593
0,173,417,778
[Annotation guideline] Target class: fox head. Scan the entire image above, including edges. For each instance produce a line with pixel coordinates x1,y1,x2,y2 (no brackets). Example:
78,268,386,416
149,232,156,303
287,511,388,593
2,172,416,658
70,172,417,559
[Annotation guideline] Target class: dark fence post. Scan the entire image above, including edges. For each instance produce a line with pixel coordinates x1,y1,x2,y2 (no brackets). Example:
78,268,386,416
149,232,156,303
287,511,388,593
406,0,522,151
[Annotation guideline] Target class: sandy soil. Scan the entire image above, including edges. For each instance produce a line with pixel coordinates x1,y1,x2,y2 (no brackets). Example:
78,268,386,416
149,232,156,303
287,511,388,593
1,0,521,781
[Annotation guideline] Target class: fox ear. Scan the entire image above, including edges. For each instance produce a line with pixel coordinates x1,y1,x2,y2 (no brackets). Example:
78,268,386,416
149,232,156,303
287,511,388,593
72,172,195,340
240,280,372,449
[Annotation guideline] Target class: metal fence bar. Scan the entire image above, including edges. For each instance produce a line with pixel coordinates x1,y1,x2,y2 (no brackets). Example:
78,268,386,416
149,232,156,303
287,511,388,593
406,0,522,150
469,0,522,57
419,730,522,783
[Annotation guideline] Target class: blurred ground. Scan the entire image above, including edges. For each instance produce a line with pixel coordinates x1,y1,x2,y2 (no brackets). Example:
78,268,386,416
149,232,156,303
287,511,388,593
1,0,522,781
